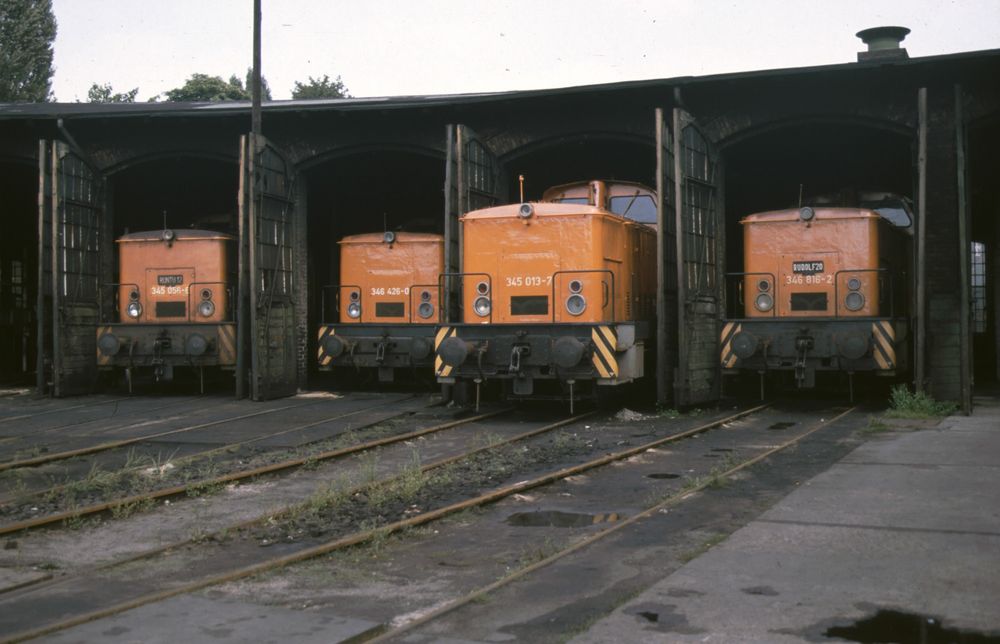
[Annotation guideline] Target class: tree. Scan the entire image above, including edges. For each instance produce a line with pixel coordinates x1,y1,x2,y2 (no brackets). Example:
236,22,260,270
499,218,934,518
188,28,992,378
87,83,138,103
0,0,57,102
291,75,350,100
244,68,271,101
163,69,271,102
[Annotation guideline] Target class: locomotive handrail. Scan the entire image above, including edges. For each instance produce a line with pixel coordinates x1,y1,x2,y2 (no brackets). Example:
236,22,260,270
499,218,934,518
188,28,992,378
98,282,140,322
550,269,615,324
724,272,777,318
319,284,362,325
188,281,234,323
437,272,493,324
407,283,444,324
833,268,894,318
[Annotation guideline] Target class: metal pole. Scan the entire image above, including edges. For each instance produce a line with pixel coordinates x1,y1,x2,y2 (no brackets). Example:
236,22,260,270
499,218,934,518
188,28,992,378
915,87,927,393
252,0,262,139
955,84,971,413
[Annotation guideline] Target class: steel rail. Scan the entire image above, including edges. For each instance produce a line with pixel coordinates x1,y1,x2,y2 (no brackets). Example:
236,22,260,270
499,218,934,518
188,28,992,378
0,395,209,448
371,405,857,642
0,396,422,507
1,405,766,643
0,405,504,536
0,396,349,473
0,397,134,426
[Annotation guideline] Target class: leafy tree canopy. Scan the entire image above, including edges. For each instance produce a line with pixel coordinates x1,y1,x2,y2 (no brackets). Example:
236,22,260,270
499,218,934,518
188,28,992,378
0,0,57,102
86,83,138,103
291,74,350,100
163,69,271,102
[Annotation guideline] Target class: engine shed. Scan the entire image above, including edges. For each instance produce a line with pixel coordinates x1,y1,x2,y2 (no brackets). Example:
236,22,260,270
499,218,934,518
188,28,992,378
1,34,997,411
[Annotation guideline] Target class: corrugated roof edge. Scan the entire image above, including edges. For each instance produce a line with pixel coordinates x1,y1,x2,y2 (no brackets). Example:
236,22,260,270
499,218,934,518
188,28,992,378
2,47,998,121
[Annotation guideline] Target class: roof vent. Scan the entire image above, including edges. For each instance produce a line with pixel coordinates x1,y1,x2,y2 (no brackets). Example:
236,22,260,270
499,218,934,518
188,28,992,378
856,26,910,62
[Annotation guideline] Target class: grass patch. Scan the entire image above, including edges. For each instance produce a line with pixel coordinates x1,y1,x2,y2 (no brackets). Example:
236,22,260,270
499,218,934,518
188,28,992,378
860,415,891,435
885,385,957,419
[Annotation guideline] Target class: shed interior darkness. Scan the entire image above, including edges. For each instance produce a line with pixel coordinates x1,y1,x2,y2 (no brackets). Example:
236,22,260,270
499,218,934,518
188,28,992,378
503,138,656,201
0,162,37,382
110,157,240,237
970,117,1000,382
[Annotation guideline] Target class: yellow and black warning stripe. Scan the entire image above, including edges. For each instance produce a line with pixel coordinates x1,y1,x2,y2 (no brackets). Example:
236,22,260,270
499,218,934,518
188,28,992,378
218,324,237,366
720,321,741,369
872,320,895,370
591,325,618,379
317,325,335,367
435,326,456,377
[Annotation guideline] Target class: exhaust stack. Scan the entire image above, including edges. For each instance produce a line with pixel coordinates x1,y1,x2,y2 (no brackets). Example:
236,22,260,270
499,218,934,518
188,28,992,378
856,26,910,62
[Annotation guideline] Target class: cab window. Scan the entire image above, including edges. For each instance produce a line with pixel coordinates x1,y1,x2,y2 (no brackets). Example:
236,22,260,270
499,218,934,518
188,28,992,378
609,194,657,224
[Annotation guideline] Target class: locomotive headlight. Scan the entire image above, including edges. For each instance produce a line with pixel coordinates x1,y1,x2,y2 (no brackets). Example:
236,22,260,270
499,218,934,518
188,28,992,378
475,281,490,295
847,277,862,291
198,299,216,317
417,302,434,319
518,203,534,219
757,279,770,292
383,231,396,244
799,207,815,222
754,293,774,312
565,294,586,316
126,301,142,318
129,289,140,301
568,279,583,294
347,302,362,319
845,291,865,311
420,290,432,302
473,296,491,317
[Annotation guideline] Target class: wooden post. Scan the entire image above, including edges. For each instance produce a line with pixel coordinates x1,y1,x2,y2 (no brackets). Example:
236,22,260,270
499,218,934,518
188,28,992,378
915,88,927,393
955,84,971,413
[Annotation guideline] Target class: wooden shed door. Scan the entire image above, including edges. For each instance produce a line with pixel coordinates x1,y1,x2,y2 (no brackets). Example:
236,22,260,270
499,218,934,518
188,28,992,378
673,109,722,407
654,108,678,406
37,140,108,397
242,133,300,400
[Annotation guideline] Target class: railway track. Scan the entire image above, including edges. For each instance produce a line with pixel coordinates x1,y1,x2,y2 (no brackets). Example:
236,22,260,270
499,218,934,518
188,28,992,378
373,404,858,642
0,402,779,642
0,394,447,534
0,393,419,498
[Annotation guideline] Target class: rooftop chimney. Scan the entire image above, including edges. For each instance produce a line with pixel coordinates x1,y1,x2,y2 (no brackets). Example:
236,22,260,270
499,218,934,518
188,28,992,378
856,26,910,62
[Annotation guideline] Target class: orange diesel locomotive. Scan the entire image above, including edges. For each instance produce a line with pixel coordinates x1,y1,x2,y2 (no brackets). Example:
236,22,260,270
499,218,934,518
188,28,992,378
721,197,912,392
96,229,237,390
318,231,444,381
435,180,657,401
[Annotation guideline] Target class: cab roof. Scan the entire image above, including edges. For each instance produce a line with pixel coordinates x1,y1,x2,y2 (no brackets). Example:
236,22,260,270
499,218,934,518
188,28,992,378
116,229,234,242
338,232,443,244
742,208,881,224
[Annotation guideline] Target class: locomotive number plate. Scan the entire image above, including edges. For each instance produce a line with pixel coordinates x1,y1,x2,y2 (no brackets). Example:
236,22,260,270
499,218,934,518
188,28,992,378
792,261,824,275
157,274,184,286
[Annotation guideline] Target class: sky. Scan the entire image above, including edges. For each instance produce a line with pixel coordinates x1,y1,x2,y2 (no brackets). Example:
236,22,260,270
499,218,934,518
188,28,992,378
50,0,1000,102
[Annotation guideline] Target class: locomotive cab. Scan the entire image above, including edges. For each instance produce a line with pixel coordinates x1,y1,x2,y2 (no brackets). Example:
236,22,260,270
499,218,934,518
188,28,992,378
96,229,237,391
435,180,656,404
722,196,913,393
